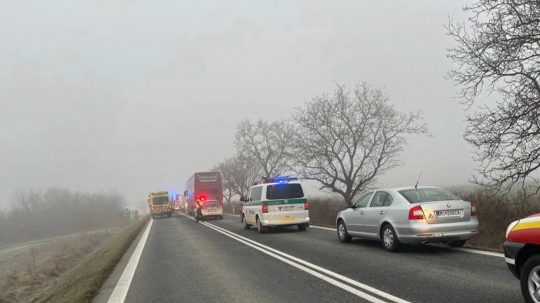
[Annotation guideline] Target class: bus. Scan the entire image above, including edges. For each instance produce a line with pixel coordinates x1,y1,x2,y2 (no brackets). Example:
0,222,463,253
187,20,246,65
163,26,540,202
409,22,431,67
184,172,224,220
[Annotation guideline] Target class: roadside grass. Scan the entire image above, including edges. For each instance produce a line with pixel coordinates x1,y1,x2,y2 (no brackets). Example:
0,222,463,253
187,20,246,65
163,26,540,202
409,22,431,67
26,217,148,303
450,188,540,250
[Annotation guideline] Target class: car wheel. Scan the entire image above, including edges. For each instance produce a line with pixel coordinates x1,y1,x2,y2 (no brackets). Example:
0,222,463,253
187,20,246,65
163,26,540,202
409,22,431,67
448,240,467,247
337,220,352,243
298,224,307,231
521,255,540,303
381,224,400,252
256,216,266,233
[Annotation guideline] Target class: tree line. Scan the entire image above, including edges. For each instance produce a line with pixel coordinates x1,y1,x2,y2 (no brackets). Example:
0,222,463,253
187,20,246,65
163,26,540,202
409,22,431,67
214,83,428,206
218,0,540,203
0,188,130,245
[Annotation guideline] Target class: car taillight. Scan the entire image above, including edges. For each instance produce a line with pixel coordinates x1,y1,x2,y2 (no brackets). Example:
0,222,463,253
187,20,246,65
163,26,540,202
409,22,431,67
471,203,477,217
408,205,425,221
304,201,309,210
262,203,268,213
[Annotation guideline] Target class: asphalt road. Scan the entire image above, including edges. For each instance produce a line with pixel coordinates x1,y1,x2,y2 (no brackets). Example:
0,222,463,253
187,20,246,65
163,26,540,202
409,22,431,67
122,214,523,303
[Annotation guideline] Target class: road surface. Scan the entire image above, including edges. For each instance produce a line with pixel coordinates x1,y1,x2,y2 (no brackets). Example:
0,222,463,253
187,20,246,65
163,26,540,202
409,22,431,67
117,214,522,303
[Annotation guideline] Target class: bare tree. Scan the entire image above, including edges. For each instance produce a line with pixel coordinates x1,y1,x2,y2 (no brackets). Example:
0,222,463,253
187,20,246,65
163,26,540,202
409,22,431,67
448,0,540,192
213,162,235,203
292,83,427,206
215,156,261,200
235,119,294,178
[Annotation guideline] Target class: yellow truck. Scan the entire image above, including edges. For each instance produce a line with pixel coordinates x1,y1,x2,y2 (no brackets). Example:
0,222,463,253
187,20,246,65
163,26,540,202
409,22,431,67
147,191,172,218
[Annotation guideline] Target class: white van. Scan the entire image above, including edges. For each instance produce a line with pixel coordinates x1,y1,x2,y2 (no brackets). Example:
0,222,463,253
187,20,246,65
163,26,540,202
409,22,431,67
241,177,310,233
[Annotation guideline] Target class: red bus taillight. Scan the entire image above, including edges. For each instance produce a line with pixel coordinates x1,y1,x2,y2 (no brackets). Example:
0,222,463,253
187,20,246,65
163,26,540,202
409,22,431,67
262,203,268,213
197,194,207,202
408,205,425,221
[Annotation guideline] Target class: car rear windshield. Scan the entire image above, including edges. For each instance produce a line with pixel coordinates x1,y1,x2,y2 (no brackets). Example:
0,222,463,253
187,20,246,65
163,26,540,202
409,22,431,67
266,184,304,200
398,188,458,203
152,196,169,204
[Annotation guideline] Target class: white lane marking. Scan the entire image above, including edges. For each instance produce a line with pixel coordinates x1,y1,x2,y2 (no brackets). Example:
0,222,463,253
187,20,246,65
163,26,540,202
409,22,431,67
202,221,410,303
200,222,393,303
107,219,153,303
452,247,504,258
311,225,336,232
178,212,196,222
309,224,505,259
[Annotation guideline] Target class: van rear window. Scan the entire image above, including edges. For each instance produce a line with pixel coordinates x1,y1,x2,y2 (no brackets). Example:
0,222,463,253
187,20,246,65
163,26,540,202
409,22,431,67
266,184,304,200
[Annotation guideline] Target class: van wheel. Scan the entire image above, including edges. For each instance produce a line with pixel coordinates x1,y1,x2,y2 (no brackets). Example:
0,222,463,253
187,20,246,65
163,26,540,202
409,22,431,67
298,224,307,231
381,224,399,252
337,220,352,243
256,217,266,234
243,215,251,229
521,255,540,303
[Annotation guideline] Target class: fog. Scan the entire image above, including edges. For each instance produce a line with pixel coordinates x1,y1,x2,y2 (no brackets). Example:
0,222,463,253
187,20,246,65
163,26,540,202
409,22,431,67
1,0,474,208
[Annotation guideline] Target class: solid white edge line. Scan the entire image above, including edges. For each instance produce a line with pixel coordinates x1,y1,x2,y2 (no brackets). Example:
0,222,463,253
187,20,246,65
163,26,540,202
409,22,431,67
308,224,504,259
203,221,411,303
453,247,505,258
178,212,196,221
106,219,153,303
224,213,502,257
311,225,336,232
199,222,391,303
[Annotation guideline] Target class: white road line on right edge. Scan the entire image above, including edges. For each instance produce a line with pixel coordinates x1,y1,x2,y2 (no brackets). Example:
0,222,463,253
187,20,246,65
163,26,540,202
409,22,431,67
310,225,505,258
451,247,504,258
201,221,410,303
107,219,153,303
311,225,336,232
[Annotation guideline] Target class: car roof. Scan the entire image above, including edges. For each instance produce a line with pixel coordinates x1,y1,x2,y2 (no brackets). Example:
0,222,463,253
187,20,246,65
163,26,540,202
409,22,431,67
366,186,442,193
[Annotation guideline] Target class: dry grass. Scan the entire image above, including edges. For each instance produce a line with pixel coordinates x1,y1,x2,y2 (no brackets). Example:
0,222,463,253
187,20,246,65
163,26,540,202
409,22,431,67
451,188,540,250
32,217,148,303
0,218,148,303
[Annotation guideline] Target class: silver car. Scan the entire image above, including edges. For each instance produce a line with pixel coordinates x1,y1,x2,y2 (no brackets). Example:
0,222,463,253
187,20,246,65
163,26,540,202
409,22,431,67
336,186,479,251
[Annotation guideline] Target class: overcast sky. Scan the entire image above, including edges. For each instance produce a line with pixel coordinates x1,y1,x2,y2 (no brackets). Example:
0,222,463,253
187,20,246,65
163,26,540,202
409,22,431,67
1,0,477,208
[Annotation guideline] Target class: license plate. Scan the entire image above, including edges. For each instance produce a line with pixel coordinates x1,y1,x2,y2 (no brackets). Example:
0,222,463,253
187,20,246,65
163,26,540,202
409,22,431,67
278,205,295,211
436,209,464,217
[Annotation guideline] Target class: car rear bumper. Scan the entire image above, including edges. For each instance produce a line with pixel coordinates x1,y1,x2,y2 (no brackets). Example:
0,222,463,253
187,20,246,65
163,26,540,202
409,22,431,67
397,219,479,244
201,209,223,216
504,240,525,279
261,212,310,226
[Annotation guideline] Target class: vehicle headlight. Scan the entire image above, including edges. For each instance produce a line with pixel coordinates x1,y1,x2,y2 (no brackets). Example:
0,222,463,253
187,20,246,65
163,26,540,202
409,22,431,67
506,220,520,239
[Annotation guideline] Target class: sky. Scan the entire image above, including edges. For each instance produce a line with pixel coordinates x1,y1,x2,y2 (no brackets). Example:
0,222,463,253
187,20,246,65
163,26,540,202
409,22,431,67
0,0,478,208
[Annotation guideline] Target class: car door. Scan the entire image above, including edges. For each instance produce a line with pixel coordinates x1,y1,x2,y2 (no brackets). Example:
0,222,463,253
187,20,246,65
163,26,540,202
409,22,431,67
363,191,394,236
346,191,373,234
246,186,262,224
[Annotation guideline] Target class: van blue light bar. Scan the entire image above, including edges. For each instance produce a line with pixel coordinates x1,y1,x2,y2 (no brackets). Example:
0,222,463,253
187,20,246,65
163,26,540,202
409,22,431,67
262,176,298,184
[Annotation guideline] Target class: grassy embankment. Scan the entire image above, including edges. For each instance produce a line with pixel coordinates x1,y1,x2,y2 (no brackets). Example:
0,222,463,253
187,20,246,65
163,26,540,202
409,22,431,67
0,217,148,303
